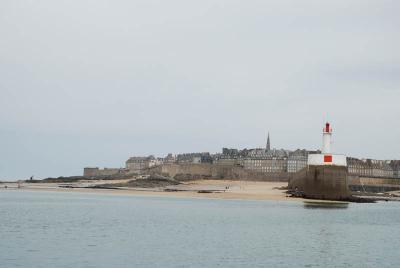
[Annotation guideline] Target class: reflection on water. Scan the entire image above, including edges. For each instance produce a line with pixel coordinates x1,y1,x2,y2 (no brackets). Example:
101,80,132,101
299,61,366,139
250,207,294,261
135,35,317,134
303,201,349,209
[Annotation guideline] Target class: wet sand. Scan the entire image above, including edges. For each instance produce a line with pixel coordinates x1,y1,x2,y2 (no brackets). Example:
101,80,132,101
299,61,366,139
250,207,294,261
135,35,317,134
0,180,301,202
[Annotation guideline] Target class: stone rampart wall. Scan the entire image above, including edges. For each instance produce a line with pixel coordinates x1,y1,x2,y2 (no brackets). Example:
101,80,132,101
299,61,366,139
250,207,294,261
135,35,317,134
147,163,291,182
83,167,126,177
348,176,400,186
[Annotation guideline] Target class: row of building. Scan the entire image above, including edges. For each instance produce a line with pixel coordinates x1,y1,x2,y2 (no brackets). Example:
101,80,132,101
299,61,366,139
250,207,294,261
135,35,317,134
347,158,400,179
122,148,400,179
213,148,311,173
84,135,400,179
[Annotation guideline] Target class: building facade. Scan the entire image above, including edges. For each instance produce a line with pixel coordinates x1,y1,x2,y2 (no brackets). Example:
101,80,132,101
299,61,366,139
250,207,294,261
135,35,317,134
125,156,158,174
242,157,288,173
347,157,396,178
176,153,213,164
287,150,309,173
390,161,400,178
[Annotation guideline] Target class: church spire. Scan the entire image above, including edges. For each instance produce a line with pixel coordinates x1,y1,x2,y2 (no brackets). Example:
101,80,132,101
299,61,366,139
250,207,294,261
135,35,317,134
266,132,271,151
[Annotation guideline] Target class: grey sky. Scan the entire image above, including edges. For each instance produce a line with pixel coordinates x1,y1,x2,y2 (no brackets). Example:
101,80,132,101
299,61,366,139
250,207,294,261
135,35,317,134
1,0,399,179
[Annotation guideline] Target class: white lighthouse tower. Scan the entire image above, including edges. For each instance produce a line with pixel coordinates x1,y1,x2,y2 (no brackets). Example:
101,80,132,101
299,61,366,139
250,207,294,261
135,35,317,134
308,122,347,166
322,122,332,154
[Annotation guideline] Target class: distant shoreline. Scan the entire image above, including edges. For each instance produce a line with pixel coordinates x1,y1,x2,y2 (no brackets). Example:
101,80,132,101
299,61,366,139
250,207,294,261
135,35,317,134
0,180,300,202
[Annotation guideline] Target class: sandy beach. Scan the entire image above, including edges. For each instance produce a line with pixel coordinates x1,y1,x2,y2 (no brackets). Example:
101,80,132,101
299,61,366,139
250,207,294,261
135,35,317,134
0,179,299,202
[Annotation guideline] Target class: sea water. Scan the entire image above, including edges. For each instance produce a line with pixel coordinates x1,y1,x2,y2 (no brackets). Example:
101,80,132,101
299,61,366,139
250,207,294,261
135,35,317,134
1,190,399,268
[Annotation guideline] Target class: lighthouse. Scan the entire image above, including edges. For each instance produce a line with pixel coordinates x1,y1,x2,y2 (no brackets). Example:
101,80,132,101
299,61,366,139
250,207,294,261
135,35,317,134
308,122,347,166
288,121,350,200
322,122,332,154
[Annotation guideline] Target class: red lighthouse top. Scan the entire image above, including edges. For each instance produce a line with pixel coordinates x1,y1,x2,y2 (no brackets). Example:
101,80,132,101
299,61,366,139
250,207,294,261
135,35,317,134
324,122,332,133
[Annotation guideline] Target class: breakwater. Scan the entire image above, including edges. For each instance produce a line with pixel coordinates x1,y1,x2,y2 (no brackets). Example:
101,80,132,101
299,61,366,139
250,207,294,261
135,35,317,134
288,165,350,200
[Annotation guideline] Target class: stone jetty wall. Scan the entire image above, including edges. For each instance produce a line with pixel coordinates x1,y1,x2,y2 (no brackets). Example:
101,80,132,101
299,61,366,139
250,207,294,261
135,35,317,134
288,165,350,200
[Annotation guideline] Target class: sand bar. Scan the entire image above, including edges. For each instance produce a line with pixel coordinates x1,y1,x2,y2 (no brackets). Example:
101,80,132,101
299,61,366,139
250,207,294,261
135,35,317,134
0,180,304,202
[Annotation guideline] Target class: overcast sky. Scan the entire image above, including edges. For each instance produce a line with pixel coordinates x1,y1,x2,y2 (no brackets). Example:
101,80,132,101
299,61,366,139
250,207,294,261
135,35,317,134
0,0,399,180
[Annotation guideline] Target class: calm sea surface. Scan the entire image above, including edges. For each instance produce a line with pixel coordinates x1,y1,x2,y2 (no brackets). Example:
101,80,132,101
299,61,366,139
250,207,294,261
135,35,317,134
1,190,399,268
